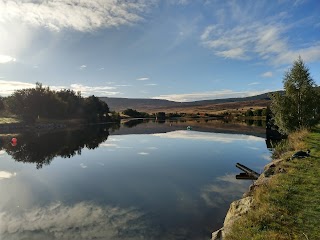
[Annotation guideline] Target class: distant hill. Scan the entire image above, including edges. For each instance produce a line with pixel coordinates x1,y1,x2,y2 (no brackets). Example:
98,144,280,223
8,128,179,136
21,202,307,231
99,91,280,114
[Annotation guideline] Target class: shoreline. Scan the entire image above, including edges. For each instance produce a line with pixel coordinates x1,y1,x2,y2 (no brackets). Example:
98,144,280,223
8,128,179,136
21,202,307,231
211,128,319,239
211,160,280,240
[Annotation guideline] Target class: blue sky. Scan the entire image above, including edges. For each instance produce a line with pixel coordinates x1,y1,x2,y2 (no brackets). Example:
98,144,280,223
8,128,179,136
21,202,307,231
0,0,319,102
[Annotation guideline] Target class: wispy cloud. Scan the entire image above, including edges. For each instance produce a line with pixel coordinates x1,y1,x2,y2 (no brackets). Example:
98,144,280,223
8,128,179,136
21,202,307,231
116,84,132,87
201,173,249,208
80,163,87,169
216,48,247,60
0,55,16,64
0,0,155,32
200,3,320,65
261,71,273,78
79,65,87,70
138,152,149,155
0,80,35,96
69,84,119,96
0,171,17,180
152,89,270,102
248,82,260,86
168,0,190,5
144,83,157,86
136,77,149,81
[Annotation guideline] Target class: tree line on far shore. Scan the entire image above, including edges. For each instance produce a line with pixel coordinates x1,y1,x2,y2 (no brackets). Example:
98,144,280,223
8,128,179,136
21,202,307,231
0,57,318,131
0,82,120,123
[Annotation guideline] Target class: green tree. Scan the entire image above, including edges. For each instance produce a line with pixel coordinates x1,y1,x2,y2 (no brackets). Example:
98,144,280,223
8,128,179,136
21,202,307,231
245,109,254,117
6,83,66,122
83,95,110,122
0,97,4,111
270,57,319,133
253,109,262,116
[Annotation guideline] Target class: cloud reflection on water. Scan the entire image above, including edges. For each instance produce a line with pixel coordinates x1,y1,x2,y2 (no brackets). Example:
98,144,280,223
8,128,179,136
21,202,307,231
153,130,264,143
0,171,16,180
201,173,249,208
0,202,157,240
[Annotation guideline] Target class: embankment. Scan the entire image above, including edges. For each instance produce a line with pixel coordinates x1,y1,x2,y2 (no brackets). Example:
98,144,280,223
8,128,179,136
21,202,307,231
212,128,320,240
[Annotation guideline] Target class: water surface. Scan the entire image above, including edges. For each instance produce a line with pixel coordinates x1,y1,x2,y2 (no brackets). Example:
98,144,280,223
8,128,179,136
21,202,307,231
0,120,270,240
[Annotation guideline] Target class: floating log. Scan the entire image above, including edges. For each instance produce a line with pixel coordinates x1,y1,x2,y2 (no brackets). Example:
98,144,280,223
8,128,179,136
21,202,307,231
236,172,258,180
236,163,260,180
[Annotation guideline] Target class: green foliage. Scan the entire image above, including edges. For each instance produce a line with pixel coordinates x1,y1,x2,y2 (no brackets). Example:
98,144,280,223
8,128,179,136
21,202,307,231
122,108,150,118
270,57,319,134
261,108,269,116
253,109,262,116
245,109,254,117
156,112,166,119
0,97,4,111
168,112,182,118
56,89,83,117
6,83,66,122
5,82,116,123
83,95,110,122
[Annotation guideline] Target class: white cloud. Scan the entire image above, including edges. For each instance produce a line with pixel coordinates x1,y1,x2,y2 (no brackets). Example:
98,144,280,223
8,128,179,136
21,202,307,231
261,71,273,78
168,0,190,5
261,154,272,161
201,173,249,208
0,80,35,96
201,15,320,65
136,77,149,81
248,82,260,86
0,55,16,64
0,80,120,97
147,147,158,150
0,0,155,32
153,130,264,143
0,171,17,180
79,65,87,70
116,84,132,87
216,48,247,60
0,201,152,240
100,143,119,148
80,163,87,169
138,152,149,155
152,89,270,102
69,84,120,96
144,83,157,86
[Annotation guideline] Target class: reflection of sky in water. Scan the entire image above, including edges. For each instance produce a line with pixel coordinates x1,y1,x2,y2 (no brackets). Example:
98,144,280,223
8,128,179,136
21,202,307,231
0,130,270,240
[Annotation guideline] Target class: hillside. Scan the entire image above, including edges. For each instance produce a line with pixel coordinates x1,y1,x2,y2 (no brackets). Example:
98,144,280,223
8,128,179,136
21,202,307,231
100,92,275,114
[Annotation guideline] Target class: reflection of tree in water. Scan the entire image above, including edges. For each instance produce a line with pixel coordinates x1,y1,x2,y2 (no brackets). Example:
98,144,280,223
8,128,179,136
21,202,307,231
123,119,145,128
4,125,112,169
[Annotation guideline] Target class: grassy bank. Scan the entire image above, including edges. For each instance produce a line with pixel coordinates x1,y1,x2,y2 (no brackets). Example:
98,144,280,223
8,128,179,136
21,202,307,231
226,127,320,240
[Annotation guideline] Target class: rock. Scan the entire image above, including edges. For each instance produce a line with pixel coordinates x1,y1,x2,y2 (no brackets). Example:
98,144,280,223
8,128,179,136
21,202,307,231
224,197,253,228
211,197,253,240
212,228,223,240
212,158,287,240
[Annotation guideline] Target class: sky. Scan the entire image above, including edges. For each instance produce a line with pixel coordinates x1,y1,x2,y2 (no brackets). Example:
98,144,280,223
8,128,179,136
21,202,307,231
0,0,320,102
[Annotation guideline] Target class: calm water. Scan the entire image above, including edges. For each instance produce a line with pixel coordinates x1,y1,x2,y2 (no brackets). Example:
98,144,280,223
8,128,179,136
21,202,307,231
0,120,271,240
